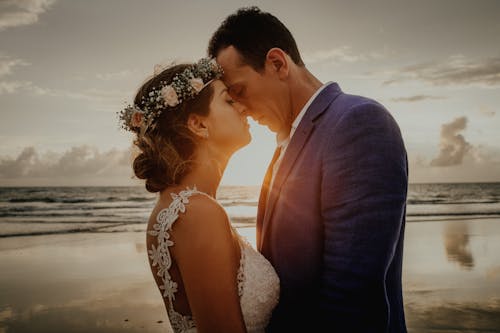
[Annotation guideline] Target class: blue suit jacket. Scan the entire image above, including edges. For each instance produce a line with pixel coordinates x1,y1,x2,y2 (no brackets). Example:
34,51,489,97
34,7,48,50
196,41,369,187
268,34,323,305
257,83,408,332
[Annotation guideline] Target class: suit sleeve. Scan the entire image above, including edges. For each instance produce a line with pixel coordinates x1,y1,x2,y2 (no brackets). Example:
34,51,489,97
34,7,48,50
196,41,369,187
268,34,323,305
319,101,408,331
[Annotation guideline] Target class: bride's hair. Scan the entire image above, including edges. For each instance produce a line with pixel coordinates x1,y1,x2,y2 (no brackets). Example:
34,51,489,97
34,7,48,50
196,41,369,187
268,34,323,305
131,64,214,193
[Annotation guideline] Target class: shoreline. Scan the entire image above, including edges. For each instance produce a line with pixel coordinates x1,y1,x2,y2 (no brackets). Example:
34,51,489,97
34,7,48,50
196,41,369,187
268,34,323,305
1,218,500,332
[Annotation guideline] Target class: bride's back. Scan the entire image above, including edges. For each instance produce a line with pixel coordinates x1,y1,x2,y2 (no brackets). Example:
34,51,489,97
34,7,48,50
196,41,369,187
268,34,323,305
146,198,191,315
145,187,246,332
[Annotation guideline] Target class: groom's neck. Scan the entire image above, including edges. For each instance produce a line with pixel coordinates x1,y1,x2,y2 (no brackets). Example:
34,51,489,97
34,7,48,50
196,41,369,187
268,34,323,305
289,68,323,122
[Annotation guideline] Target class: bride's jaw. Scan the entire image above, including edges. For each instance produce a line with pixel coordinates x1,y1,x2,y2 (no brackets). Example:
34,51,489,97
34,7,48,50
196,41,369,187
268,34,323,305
179,145,230,198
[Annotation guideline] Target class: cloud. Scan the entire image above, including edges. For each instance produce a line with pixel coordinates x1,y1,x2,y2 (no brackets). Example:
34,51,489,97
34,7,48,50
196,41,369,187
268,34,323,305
382,55,500,88
96,70,136,81
0,145,139,186
0,55,32,93
0,55,31,94
31,86,129,105
0,79,129,109
0,55,30,77
407,115,500,182
303,46,384,64
478,105,496,117
430,117,472,167
0,56,129,102
0,0,56,31
408,144,500,183
391,95,446,103
0,80,32,94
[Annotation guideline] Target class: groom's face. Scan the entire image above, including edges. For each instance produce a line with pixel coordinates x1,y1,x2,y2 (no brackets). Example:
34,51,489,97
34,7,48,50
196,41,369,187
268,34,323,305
216,46,289,135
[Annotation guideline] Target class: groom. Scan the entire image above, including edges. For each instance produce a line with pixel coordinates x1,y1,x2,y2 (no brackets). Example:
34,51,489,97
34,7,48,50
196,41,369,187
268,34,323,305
209,7,408,333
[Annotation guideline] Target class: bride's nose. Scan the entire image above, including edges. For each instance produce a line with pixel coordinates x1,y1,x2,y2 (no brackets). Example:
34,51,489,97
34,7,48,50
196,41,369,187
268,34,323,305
233,101,247,116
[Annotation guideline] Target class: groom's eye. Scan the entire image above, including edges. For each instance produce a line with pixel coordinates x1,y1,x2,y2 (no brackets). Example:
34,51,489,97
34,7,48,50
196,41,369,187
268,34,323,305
229,85,244,98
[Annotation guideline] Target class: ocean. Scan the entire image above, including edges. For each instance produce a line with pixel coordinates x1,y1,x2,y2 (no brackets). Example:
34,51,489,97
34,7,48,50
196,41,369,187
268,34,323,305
2,183,500,332
1,183,500,238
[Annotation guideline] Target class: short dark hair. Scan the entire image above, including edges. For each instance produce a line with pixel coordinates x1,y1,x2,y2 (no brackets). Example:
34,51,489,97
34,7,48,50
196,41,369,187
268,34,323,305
208,6,304,71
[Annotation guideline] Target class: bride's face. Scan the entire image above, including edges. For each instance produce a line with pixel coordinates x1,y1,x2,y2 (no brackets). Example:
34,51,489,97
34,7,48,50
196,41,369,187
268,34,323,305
205,80,251,152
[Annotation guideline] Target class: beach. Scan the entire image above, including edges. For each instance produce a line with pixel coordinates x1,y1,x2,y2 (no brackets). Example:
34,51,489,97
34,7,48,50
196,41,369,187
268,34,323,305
1,220,500,332
0,231,169,333
1,184,500,332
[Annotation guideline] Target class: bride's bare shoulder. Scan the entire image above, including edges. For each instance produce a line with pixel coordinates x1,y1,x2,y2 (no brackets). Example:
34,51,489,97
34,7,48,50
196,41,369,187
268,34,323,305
175,193,230,234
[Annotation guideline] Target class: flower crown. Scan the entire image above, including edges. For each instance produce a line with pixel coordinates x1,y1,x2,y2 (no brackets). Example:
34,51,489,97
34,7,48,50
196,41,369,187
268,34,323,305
118,58,224,133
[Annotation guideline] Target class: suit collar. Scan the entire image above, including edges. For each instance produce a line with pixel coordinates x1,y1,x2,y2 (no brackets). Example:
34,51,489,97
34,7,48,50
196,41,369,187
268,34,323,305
259,82,343,247
304,81,342,122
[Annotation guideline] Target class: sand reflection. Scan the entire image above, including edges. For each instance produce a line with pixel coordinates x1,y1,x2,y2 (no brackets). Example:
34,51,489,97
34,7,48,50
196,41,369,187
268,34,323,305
443,222,474,270
406,300,500,332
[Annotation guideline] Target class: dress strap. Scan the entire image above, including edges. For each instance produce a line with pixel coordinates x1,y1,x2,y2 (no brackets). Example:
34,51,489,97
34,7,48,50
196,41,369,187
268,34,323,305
147,186,205,332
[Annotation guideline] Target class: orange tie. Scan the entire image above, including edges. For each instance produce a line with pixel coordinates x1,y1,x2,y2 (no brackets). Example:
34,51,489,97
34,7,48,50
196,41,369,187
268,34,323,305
257,145,282,249
262,145,282,204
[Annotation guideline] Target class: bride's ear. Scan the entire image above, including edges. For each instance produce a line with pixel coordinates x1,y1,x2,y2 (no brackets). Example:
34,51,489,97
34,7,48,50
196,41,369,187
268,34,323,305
187,114,209,140
265,48,289,79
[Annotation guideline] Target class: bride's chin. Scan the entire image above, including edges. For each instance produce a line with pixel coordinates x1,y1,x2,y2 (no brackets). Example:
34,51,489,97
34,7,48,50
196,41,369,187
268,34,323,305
235,132,252,150
243,131,252,145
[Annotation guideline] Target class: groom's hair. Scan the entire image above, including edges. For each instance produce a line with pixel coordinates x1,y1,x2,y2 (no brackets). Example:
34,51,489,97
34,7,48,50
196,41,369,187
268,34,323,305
208,6,304,71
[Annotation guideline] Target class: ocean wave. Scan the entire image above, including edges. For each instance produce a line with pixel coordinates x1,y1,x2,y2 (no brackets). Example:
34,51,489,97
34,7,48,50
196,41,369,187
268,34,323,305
0,222,140,238
0,211,119,218
407,211,500,217
0,204,150,213
408,199,500,205
229,216,257,225
7,196,154,204
219,200,258,207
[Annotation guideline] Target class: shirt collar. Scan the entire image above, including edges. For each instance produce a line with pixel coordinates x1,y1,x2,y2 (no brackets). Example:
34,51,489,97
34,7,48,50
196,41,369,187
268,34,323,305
276,81,334,145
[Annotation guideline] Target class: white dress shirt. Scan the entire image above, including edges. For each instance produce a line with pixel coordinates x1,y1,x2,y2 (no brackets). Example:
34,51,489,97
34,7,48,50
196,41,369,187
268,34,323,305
268,81,333,192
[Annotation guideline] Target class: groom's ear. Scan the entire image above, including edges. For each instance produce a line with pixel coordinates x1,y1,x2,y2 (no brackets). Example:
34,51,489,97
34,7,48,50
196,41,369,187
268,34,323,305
187,114,209,140
265,48,289,79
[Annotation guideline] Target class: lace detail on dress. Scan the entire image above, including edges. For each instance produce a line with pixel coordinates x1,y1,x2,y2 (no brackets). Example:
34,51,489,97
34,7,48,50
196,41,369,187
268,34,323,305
147,187,202,333
236,238,246,297
236,235,280,332
147,186,280,333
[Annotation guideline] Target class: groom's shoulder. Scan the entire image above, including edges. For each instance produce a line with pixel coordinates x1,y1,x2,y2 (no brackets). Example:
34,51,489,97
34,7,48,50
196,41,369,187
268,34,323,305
324,89,391,123
335,90,387,113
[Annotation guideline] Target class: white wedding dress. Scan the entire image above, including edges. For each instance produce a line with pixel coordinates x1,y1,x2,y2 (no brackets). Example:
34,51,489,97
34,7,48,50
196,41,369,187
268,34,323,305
147,187,280,333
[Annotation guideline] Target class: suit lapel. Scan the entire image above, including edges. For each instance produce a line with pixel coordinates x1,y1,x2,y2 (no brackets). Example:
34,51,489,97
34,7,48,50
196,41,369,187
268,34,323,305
259,83,342,248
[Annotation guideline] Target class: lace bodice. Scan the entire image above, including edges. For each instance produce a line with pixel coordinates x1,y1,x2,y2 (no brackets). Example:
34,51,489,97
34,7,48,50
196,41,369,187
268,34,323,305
147,187,280,333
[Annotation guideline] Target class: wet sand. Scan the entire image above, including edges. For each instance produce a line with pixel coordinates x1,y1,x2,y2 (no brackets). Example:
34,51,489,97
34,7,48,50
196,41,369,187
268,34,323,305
1,218,500,332
0,232,171,333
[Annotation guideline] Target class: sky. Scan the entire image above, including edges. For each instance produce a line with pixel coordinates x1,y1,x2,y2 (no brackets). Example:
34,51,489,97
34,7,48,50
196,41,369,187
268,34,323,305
0,0,499,186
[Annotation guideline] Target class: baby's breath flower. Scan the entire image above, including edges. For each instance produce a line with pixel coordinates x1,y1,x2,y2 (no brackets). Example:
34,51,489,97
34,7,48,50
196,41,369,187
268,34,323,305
117,58,223,133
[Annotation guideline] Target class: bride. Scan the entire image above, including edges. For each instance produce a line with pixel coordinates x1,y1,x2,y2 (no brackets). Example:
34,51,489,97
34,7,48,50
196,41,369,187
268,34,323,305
118,58,280,333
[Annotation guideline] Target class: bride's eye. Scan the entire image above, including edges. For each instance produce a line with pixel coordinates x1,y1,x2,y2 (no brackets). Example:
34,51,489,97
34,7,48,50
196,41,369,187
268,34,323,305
226,98,235,105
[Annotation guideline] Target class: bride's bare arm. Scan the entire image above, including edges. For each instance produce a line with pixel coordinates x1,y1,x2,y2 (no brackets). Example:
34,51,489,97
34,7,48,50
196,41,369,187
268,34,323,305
170,194,247,333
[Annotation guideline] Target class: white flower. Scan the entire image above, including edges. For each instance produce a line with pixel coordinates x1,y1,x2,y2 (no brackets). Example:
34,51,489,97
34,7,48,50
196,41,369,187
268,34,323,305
210,58,219,70
131,110,143,128
161,85,179,107
148,244,162,267
161,279,178,299
190,78,204,93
